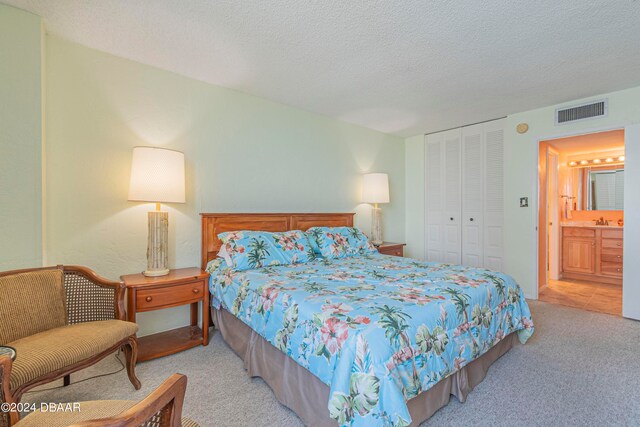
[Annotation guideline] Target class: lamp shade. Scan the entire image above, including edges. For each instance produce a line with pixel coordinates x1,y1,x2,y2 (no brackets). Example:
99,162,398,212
128,147,185,203
362,173,389,204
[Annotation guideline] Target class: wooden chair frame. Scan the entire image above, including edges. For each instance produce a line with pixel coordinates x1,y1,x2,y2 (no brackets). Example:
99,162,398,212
0,356,18,427
72,374,187,427
0,265,141,404
0,356,186,427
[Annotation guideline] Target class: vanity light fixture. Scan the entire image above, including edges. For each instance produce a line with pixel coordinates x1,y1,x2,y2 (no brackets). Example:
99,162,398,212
569,155,625,168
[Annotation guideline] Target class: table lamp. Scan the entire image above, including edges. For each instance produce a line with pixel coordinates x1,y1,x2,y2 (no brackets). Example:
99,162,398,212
128,147,185,277
362,173,389,246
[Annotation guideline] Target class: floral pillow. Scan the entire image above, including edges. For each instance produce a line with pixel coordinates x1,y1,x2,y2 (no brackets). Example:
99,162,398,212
305,226,376,259
217,230,313,271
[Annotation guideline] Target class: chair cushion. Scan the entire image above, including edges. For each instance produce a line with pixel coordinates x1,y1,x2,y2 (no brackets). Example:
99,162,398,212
0,269,67,345
9,320,138,390
16,400,199,427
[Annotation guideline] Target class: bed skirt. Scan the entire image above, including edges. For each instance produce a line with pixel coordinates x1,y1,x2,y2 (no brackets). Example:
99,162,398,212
212,307,518,427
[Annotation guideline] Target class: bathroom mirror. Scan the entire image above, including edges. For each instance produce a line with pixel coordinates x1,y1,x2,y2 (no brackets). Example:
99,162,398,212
572,166,624,211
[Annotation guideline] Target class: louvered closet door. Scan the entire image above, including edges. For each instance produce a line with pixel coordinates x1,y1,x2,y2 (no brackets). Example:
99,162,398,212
483,119,505,271
425,133,445,262
442,129,462,264
461,124,484,267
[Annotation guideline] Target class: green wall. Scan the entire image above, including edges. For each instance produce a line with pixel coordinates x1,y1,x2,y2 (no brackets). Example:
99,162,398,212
0,5,43,270
404,134,425,260
45,37,405,335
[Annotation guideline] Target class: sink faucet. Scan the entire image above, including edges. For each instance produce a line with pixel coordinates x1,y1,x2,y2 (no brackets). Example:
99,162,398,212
594,217,609,226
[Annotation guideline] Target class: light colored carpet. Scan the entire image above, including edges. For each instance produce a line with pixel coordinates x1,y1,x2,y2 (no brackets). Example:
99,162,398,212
21,300,640,426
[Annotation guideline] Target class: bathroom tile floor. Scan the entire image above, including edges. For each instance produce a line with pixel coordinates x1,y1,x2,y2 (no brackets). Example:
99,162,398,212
538,278,622,316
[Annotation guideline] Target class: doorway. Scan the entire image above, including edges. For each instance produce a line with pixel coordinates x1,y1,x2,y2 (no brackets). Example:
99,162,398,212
537,129,624,316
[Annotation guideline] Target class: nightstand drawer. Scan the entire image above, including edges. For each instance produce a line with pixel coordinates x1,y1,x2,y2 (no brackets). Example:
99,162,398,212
377,243,405,257
136,280,205,310
379,247,403,257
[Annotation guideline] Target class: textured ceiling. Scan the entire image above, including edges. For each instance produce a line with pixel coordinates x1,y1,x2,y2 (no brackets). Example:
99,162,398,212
6,0,640,137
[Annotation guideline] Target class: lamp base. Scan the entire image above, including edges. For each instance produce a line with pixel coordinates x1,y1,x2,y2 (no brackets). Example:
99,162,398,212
371,206,383,246
143,268,170,277
146,210,170,277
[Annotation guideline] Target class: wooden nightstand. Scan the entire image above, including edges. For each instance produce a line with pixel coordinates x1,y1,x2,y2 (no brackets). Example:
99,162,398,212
376,242,406,257
121,268,210,362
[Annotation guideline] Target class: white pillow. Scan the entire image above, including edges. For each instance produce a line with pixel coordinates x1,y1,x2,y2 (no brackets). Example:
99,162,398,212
218,244,233,267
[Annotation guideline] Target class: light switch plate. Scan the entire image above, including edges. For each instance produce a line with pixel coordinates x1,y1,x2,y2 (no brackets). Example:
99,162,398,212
520,197,529,207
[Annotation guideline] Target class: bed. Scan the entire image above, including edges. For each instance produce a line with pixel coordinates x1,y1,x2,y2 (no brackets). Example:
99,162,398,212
201,213,534,426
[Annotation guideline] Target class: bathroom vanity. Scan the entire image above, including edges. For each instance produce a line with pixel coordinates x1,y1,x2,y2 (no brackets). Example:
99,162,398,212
562,224,623,285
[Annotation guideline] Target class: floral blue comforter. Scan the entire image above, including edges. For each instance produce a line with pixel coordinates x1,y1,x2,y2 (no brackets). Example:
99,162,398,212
207,254,534,426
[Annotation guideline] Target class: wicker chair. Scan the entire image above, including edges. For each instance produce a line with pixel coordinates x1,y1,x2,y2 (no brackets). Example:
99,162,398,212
0,266,141,404
0,356,198,427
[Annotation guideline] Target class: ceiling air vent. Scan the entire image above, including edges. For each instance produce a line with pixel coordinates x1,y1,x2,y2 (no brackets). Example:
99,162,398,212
555,99,608,125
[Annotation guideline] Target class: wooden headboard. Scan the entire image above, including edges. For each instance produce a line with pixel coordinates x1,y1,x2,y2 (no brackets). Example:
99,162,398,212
200,213,355,269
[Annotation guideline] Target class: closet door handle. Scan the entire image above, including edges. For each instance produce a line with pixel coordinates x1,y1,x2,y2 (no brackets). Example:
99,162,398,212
450,217,454,221
470,218,474,222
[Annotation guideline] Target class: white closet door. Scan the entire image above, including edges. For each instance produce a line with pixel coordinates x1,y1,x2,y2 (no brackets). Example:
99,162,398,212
443,129,462,264
461,124,484,267
483,119,505,271
425,133,445,262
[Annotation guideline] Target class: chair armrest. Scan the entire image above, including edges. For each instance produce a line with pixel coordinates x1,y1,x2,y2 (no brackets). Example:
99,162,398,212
63,266,126,323
0,356,19,426
71,374,187,427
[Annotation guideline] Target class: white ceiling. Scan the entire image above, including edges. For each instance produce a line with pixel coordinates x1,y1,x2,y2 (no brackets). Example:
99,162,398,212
547,129,625,156
6,0,640,137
